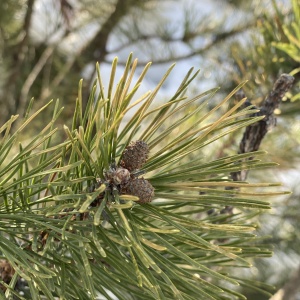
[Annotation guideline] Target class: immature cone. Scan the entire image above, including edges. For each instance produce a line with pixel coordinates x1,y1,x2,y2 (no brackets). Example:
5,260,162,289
122,178,154,203
120,140,149,171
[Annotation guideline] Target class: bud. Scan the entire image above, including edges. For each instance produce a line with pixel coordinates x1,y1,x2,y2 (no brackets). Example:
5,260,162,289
113,167,130,185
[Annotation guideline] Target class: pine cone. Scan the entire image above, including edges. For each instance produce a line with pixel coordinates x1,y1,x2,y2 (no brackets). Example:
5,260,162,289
120,140,149,171
121,178,154,203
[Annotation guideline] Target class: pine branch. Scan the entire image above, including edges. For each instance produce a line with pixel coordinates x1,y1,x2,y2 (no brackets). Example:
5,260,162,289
70,0,140,104
59,0,74,29
18,46,55,116
0,56,289,299
231,73,294,182
3,0,36,118
82,0,138,62
219,74,294,216
39,51,77,102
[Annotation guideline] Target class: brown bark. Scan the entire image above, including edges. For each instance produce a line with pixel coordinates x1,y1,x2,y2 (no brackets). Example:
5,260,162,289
231,74,294,182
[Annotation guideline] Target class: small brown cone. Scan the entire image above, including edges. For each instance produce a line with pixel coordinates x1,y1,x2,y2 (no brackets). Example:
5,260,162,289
122,178,154,203
120,140,149,171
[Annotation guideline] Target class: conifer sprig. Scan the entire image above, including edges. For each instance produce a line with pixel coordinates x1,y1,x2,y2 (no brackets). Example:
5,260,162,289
0,54,288,299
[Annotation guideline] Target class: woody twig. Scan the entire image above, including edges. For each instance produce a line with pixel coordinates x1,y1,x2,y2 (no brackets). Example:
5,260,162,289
232,73,294,182
220,74,294,215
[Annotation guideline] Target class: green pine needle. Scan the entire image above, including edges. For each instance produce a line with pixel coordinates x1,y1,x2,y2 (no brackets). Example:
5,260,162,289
0,54,287,299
